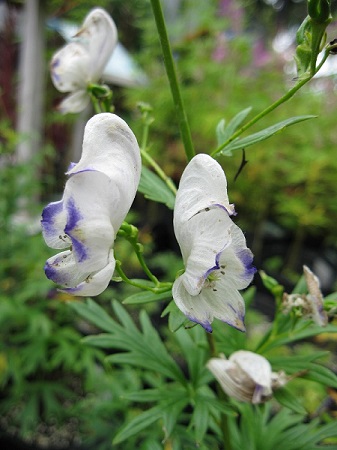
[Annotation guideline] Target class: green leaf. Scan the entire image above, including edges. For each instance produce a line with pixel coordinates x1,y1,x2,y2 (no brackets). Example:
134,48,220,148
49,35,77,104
273,387,307,415
174,327,208,386
138,166,176,209
191,399,209,444
302,362,337,388
112,405,163,445
68,298,117,333
273,323,337,350
220,115,316,155
216,107,252,147
161,300,195,332
123,289,172,305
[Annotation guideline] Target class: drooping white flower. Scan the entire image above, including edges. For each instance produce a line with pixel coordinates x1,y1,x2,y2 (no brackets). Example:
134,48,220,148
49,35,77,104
282,265,328,326
41,113,141,296
172,153,256,332
207,351,287,404
50,8,117,114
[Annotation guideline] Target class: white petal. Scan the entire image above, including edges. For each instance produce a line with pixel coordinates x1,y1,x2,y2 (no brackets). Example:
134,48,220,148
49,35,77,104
45,250,88,288
67,113,141,211
174,153,235,225
57,90,90,114
75,8,118,82
62,171,117,272
230,351,272,390
41,200,70,249
172,275,245,332
180,207,233,295
207,358,255,402
217,222,256,291
50,42,90,92
61,250,116,296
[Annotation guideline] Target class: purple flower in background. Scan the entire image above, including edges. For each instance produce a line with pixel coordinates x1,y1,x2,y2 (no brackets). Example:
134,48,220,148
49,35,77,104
50,8,117,113
172,154,256,332
41,113,141,296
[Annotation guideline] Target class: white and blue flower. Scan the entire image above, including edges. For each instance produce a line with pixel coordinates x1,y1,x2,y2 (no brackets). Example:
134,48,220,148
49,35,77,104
41,113,141,296
172,154,256,332
50,8,117,114
207,350,286,404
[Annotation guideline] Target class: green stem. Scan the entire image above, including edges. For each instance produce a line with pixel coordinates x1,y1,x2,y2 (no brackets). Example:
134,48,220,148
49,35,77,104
141,149,177,195
139,106,177,195
115,261,172,292
150,0,195,161
211,48,330,157
118,222,161,286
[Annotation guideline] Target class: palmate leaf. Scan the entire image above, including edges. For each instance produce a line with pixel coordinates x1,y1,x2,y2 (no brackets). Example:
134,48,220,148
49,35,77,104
73,299,186,384
138,166,176,209
219,115,316,155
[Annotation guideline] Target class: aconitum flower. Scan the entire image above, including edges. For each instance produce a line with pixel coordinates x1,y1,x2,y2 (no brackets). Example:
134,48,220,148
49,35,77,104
50,8,117,113
41,113,141,296
172,154,256,332
207,351,287,404
282,265,328,326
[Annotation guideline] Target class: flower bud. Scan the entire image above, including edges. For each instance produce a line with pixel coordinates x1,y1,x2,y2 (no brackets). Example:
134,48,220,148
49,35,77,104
308,0,331,24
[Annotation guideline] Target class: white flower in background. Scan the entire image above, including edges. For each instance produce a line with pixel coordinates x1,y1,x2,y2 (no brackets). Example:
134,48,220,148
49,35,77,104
207,351,287,404
50,8,117,113
172,153,256,333
41,113,141,296
282,265,328,326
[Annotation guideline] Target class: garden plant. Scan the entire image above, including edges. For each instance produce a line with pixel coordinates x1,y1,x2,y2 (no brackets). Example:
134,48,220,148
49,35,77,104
2,0,337,449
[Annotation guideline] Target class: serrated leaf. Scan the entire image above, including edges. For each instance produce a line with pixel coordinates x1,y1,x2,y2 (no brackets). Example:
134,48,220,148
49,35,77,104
216,107,252,146
123,289,172,305
138,166,176,209
273,387,307,415
220,115,316,155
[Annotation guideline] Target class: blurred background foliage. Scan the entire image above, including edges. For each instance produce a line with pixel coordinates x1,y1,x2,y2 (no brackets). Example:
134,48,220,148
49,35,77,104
1,0,337,448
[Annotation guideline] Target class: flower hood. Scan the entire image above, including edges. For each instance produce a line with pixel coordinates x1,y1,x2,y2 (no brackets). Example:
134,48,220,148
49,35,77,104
41,113,141,296
172,154,256,332
50,8,117,113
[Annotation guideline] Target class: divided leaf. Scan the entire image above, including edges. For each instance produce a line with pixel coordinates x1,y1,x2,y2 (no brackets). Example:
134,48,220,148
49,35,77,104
138,166,176,209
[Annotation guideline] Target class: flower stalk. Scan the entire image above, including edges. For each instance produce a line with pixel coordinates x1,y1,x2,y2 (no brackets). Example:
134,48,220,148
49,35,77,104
117,222,172,292
149,0,195,161
211,46,331,158
138,103,177,196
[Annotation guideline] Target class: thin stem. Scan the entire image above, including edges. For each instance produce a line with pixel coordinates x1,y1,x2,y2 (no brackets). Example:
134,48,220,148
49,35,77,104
118,222,161,286
115,261,172,293
141,149,177,195
150,0,195,161
211,48,331,157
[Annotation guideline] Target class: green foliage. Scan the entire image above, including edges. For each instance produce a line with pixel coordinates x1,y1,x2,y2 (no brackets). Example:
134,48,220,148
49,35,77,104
138,165,176,209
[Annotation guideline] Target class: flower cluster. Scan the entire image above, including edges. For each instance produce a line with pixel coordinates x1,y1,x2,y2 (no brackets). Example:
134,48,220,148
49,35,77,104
207,350,287,404
41,113,141,296
50,8,117,113
172,154,256,332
